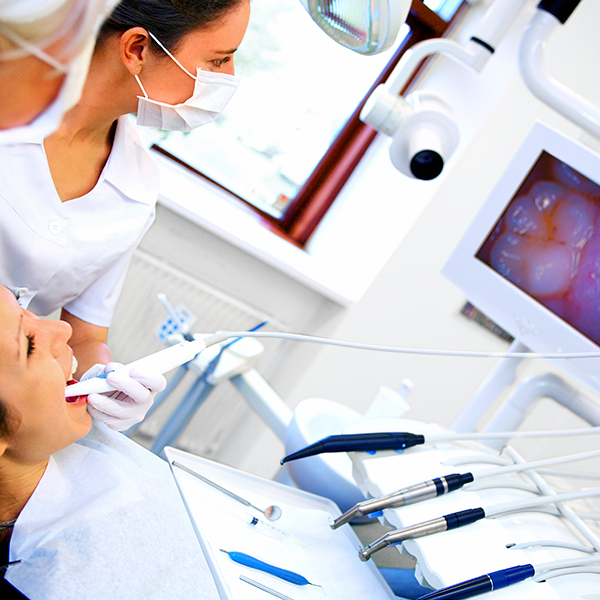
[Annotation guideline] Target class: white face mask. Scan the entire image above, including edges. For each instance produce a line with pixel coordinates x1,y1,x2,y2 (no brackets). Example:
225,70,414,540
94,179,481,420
134,32,241,132
0,32,94,143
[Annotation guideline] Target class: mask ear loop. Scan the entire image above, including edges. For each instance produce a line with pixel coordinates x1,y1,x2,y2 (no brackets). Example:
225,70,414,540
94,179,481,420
147,31,197,80
134,73,149,99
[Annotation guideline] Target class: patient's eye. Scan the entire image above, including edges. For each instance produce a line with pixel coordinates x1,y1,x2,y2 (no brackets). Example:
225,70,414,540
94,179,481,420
26,334,36,356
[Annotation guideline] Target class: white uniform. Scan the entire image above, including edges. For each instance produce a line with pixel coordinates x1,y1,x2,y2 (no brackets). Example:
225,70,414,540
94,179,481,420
6,421,220,600
0,115,158,327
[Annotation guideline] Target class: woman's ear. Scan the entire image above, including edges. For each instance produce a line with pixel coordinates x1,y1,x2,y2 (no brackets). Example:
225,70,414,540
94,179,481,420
119,27,151,75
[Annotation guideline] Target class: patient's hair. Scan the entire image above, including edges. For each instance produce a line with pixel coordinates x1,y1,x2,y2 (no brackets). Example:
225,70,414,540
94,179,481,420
97,0,246,52
0,401,11,439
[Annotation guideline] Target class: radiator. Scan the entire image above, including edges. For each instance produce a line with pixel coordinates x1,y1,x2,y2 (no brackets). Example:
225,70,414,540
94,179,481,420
109,248,289,460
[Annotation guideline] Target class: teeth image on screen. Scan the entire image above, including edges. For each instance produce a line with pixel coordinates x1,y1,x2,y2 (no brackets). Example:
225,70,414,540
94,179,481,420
477,152,600,347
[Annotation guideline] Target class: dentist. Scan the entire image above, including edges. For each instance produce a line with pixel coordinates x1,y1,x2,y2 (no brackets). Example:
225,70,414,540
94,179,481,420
0,0,250,429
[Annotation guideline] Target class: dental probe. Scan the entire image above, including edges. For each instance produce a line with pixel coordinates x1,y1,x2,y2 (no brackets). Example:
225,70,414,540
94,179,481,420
64,333,228,397
358,487,600,561
331,447,600,528
416,556,600,600
280,426,600,464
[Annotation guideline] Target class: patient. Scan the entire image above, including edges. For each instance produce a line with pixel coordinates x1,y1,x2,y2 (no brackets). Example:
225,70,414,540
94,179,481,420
0,286,219,599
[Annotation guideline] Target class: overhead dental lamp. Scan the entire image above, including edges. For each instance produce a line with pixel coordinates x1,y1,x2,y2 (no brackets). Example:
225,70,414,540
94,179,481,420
297,0,412,55
300,0,596,183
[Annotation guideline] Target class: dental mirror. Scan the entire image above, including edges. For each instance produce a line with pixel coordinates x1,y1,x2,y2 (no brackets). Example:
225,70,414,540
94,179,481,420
172,461,282,521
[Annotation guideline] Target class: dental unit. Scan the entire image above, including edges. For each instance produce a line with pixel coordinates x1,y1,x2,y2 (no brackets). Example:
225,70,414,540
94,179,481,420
358,487,600,561
331,448,600,529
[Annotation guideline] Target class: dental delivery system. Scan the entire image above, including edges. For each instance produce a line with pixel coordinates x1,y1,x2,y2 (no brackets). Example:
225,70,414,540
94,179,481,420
65,333,228,397
280,427,600,464
358,487,600,561
331,447,600,528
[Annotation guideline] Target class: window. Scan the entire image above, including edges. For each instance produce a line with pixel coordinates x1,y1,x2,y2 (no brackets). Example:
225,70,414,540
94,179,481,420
152,0,466,247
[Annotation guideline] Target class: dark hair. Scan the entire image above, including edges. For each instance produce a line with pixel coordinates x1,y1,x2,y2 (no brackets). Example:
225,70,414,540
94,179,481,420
97,0,245,52
0,400,16,441
0,402,8,439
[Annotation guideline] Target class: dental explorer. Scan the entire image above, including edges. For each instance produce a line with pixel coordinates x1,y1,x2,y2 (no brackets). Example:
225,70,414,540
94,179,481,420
331,447,600,528
172,461,282,520
358,487,600,561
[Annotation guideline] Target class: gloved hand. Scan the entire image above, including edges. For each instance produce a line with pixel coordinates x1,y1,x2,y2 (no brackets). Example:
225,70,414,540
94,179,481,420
82,362,167,432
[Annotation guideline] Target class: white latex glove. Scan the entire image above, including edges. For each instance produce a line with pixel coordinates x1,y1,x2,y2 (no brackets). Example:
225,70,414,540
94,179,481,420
83,362,167,432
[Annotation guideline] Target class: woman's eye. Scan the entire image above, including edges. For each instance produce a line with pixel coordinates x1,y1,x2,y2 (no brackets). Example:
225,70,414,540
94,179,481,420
27,334,36,356
213,56,231,69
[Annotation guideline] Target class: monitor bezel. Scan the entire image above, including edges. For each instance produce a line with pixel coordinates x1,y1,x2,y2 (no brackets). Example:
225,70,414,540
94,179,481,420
442,122,600,394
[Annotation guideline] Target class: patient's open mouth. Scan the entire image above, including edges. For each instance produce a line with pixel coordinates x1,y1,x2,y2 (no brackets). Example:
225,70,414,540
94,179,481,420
65,379,87,404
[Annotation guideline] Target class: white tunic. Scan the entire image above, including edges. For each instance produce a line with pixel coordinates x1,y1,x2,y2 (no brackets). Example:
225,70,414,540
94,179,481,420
6,422,220,600
0,115,158,327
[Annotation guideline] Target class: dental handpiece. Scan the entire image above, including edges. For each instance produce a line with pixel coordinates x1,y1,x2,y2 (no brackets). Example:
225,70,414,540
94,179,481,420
331,473,474,529
358,487,600,561
358,508,485,561
64,333,229,397
332,447,600,529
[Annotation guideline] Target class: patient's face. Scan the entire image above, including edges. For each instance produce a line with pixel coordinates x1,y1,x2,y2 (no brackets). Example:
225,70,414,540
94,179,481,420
0,286,92,463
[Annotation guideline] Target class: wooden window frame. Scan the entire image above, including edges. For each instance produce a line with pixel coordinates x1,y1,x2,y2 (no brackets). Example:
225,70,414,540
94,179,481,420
153,2,468,249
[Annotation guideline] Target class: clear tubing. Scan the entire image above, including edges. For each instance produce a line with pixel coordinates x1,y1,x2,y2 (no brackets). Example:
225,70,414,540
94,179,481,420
220,330,600,359
486,487,600,519
473,449,600,481
427,427,600,444
510,540,596,553
504,446,600,552
538,469,600,480
536,555,600,574
533,566,600,581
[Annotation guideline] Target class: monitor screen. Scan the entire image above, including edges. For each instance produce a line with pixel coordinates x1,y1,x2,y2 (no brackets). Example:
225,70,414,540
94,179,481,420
442,122,600,395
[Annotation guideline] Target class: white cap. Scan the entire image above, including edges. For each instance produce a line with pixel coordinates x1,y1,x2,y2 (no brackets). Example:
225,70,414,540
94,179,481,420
0,0,119,56
0,0,70,23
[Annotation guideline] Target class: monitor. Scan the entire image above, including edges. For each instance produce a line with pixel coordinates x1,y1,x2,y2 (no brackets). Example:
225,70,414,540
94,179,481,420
442,122,600,395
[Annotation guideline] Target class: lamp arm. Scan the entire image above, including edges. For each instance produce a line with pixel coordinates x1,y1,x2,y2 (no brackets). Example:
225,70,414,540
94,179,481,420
519,2,600,140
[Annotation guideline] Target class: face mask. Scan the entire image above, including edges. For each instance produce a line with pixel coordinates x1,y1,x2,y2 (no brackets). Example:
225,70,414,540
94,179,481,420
0,31,94,143
134,32,241,132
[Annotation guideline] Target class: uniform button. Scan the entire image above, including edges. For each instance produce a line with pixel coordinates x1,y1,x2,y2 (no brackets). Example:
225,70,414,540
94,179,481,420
48,221,61,234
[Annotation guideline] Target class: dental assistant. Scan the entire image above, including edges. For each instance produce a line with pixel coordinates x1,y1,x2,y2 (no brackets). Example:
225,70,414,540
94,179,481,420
0,0,249,423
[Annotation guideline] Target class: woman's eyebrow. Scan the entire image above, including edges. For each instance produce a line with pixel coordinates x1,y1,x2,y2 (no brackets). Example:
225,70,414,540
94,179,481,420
214,47,238,55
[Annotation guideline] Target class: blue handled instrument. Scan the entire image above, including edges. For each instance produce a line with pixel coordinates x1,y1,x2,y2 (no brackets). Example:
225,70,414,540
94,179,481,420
220,550,319,587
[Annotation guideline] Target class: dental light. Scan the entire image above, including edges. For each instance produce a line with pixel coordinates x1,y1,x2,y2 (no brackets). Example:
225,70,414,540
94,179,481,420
303,0,595,181
297,0,412,56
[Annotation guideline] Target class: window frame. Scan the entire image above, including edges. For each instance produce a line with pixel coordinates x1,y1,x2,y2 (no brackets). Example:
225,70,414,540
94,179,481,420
152,2,468,248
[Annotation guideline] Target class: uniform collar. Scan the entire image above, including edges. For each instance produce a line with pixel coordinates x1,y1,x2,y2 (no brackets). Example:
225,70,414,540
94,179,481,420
99,115,158,205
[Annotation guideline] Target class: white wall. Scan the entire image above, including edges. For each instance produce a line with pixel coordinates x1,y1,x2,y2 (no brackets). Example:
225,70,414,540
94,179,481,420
118,0,600,477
